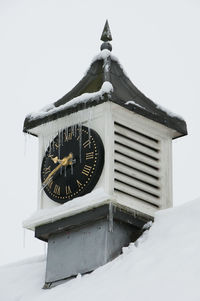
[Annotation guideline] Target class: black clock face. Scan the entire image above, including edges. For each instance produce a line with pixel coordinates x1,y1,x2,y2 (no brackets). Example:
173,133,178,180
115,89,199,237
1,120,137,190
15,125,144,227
41,126,104,203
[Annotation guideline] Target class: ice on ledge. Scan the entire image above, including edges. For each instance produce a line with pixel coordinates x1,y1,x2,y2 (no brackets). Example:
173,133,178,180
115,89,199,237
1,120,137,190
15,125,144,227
23,188,111,230
27,81,113,121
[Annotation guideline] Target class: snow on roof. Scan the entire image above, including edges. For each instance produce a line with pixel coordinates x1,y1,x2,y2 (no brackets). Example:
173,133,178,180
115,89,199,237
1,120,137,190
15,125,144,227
27,81,113,121
91,49,119,64
125,100,144,109
23,48,187,137
26,50,115,124
1,197,200,301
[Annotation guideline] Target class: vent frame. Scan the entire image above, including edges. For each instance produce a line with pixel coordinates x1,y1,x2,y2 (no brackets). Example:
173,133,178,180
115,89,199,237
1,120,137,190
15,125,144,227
111,107,173,216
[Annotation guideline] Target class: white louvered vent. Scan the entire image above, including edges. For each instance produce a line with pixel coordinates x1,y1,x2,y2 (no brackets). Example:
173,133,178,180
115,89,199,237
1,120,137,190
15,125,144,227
114,122,161,209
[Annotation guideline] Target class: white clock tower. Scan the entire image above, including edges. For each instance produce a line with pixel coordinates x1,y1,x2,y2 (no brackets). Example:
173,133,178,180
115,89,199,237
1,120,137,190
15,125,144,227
23,21,187,288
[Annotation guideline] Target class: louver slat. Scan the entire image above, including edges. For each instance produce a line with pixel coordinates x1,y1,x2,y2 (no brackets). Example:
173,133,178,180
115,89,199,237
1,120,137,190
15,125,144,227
114,130,160,159
114,122,159,150
114,181,160,207
114,152,159,178
115,143,160,169
114,161,160,187
114,171,160,197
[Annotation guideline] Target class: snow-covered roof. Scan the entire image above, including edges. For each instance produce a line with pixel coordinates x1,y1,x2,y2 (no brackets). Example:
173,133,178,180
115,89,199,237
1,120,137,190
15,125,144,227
1,197,199,300
23,47,187,138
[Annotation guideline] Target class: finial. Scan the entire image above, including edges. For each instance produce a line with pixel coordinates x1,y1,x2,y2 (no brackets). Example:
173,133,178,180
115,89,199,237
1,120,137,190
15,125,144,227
100,20,112,51
101,20,112,42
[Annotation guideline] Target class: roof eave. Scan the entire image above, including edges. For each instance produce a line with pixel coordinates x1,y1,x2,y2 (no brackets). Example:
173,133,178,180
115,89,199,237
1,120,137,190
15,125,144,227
23,95,187,139
23,93,110,136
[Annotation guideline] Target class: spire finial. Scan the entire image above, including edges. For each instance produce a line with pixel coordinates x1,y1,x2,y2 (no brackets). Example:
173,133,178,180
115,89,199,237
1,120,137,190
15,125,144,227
101,20,112,42
100,20,112,51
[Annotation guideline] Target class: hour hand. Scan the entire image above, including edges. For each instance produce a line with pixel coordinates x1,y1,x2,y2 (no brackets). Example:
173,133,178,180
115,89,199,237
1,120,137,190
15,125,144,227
48,155,59,164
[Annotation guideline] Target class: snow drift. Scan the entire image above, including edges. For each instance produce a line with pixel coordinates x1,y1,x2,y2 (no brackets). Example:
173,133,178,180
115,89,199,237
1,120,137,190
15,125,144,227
1,197,200,301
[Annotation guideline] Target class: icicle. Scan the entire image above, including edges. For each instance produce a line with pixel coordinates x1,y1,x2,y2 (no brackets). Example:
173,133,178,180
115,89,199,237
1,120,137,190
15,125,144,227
49,137,52,154
58,130,61,159
104,227,108,262
44,135,48,153
66,126,68,139
64,166,67,177
76,273,82,280
24,132,32,156
71,163,74,175
51,135,54,152
57,130,62,175
24,133,27,156
108,202,113,232
79,122,82,163
52,136,55,152
23,228,26,248
71,124,75,136
61,129,63,146
88,109,93,149
40,188,44,208
74,124,77,137
44,242,47,256
88,128,91,149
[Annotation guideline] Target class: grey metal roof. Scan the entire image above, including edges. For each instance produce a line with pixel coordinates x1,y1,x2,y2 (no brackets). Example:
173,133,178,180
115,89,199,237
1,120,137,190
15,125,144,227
23,21,187,137
23,53,187,137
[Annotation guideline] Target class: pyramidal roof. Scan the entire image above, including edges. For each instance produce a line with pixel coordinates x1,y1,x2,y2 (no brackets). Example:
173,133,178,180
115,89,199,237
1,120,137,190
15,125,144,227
23,21,187,137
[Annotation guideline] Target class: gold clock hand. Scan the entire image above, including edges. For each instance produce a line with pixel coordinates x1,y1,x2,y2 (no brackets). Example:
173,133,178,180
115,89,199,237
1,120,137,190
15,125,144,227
48,155,59,164
43,162,63,186
43,153,73,186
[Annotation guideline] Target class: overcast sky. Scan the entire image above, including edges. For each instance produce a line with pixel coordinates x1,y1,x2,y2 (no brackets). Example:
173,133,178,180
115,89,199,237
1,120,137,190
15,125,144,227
0,0,200,265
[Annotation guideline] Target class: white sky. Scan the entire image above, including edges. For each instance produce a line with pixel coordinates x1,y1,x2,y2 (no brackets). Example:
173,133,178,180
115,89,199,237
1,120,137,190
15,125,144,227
0,0,200,265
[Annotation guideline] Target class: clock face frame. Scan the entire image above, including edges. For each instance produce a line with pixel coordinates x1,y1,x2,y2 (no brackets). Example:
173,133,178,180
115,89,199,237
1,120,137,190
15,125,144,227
41,126,104,204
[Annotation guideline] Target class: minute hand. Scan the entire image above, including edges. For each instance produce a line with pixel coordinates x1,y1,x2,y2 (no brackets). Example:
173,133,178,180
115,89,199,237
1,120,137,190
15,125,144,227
43,162,63,186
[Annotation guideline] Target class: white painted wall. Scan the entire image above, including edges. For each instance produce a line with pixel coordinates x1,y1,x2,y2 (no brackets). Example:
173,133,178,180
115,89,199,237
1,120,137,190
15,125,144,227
29,102,177,221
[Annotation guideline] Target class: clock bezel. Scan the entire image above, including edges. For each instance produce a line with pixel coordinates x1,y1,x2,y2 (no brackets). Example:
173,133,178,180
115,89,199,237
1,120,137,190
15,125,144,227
41,125,105,204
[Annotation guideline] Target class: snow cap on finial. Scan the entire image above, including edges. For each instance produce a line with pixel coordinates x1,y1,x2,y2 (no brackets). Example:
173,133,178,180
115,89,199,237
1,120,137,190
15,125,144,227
100,20,112,51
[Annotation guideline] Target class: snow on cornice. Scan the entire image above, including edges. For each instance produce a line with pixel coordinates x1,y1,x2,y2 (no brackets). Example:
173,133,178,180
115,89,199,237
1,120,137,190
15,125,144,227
125,101,144,109
23,188,113,230
155,103,184,120
26,81,113,121
126,100,185,121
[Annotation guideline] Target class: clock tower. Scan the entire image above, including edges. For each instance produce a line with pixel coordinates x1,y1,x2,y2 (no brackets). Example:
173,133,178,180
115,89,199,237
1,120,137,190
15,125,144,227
23,21,187,288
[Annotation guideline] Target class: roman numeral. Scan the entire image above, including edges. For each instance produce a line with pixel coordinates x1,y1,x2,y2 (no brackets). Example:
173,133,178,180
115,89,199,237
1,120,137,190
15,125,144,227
43,166,51,175
47,179,53,189
53,184,60,195
83,139,91,148
82,165,92,176
76,180,82,188
54,142,59,149
64,132,73,142
66,185,72,195
86,152,94,160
